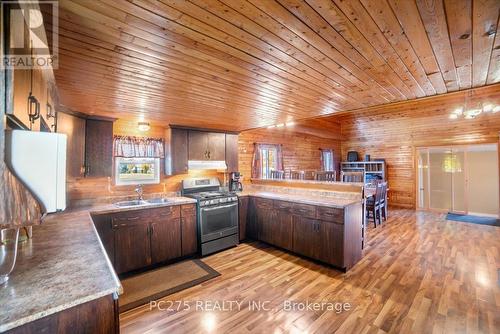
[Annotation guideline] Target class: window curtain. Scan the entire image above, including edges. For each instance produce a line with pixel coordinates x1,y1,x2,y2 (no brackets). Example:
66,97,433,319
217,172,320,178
113,136,165,158
276,144,284,171
251,143,284,178
251,143,263,178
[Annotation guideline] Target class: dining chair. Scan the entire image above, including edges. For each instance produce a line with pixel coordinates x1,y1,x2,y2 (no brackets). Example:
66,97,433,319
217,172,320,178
290,170,305,180
270,170,285,179
379,182,388,221
315,171,337,182
366,181,384,227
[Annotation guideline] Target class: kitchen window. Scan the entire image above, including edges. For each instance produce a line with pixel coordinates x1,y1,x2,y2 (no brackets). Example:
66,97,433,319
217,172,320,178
113,136,164,185
261,146,278,179
321,149,334,171
251,143,284,179
115,157,160,185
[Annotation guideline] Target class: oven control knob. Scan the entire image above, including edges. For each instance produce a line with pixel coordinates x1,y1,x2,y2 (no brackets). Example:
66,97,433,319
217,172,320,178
201,201,208,206
231,197,237,201
210,200,216,205
220,198,227,203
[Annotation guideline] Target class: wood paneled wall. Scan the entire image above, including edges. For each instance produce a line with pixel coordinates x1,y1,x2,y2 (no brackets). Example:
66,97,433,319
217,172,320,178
337,84,500,208
238,127,342,182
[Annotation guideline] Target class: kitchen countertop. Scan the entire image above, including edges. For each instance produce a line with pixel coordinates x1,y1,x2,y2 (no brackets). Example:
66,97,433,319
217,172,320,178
0,196,196,333
237,191,361,208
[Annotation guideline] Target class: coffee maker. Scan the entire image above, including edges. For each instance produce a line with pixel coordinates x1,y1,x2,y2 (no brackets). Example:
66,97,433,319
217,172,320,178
229,172,243,192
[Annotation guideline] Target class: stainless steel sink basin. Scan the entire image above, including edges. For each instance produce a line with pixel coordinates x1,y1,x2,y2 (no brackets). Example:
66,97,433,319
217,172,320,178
114,200,149,207
146,198,171,204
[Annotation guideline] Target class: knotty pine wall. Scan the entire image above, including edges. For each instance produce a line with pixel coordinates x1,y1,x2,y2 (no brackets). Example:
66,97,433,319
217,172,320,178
238,127,342,183
336,84,500,208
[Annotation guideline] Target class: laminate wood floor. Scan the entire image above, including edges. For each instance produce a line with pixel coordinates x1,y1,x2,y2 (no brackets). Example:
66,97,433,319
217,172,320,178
120,209,500,334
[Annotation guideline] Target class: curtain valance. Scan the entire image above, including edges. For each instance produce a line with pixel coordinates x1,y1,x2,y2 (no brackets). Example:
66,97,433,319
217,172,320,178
113,136,164,158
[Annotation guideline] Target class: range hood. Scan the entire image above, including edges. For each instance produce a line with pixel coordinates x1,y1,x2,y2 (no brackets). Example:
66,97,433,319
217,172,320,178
188,160,227,171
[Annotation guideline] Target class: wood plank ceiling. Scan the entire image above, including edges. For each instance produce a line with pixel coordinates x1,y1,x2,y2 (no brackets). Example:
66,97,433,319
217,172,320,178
51,0,500,131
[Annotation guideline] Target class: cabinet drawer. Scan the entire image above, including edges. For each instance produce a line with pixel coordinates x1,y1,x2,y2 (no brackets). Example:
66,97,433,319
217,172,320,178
292,203,317,218
181,204,196,217
111,211,148,228
317,207,344,223
274,200,293,213
150,206,181,220
255,198,273,210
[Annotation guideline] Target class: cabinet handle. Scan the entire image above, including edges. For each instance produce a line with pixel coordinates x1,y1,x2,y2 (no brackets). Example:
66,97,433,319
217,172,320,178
150,224,155,234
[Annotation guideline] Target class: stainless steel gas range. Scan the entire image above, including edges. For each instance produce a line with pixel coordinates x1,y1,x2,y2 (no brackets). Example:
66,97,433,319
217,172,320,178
181,178,239,256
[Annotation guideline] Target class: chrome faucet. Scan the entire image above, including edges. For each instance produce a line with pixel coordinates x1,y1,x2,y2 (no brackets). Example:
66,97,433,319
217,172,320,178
135,184,144,201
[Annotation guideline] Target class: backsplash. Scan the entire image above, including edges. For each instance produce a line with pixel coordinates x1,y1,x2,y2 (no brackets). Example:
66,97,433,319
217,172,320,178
67,170,224,208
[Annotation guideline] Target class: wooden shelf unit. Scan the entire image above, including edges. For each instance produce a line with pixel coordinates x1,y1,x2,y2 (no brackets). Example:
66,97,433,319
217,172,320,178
341,161,387,184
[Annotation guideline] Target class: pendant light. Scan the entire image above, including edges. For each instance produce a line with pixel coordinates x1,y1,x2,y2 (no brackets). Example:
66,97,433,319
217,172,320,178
449,90,499,120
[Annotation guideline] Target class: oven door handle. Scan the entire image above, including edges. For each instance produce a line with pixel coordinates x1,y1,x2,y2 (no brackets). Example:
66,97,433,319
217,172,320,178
201,203,238,212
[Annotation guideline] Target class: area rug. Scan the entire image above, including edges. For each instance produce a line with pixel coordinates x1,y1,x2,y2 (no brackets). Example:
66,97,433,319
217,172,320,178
446,213,500,227
119,259,220,312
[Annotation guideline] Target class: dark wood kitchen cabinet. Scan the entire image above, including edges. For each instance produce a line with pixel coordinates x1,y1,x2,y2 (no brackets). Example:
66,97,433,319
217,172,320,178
188,130,209,160
188,130,225,161
254,198,274,245
113,217,152,274
273,209,293,251
57,112,86,178
85,119,113,177
92,203,199,275
292,216,321,260
247,197,362,271
151,218,182,264
167,127,189,174
150,206,182,264
225,133,239,172
181,204,197,256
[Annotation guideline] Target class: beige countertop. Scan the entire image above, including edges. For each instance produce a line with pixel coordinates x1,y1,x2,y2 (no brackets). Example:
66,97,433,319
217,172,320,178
0,196,196,333
237,191,361,208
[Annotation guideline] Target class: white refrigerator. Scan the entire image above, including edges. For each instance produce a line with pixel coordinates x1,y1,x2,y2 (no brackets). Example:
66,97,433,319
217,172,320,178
5,130,67,213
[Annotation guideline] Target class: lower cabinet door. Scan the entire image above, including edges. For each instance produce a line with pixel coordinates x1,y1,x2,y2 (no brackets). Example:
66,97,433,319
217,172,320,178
114,223,151,274
181,215,197,256
318,221,344,267
257,208,275,244
275,211,293,251
151,218,182,264
292,217,321,259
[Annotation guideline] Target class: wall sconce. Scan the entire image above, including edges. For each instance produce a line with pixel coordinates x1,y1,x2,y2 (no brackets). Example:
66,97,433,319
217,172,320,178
138,122,150,132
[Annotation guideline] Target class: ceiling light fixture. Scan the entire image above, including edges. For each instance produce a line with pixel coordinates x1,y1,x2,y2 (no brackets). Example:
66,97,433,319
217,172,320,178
275,123,284,128
138,122,150,132
285,122,295,126
449,90,499,120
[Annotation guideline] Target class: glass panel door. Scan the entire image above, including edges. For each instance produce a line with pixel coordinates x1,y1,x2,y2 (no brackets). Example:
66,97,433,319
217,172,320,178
428,148,453,211
466,144,499,216
417,149,429,209
450,147,466,213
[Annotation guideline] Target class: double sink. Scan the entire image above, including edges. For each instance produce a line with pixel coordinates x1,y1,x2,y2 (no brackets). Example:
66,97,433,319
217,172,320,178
114,198,172,208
